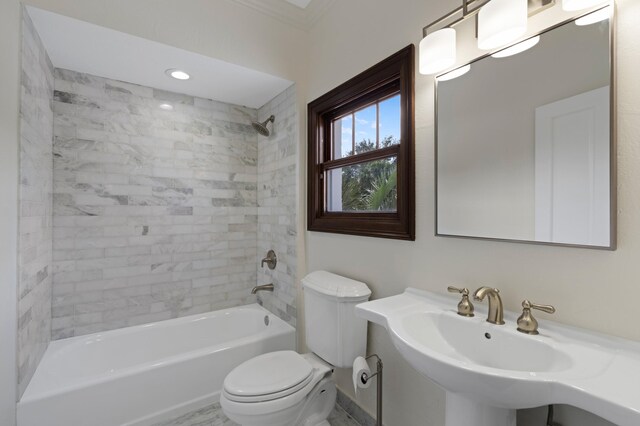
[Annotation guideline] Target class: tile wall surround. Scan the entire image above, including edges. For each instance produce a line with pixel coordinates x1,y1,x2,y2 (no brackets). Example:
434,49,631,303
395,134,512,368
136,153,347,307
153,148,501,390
255,85,298,328
18,8,54,398
51,68,265,338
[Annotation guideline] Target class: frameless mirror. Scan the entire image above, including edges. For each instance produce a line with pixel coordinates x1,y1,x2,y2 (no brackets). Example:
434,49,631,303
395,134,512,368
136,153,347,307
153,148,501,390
436,8,614,249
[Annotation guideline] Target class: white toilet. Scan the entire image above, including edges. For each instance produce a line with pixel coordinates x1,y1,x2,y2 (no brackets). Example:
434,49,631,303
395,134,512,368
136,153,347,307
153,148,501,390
220,271,371,426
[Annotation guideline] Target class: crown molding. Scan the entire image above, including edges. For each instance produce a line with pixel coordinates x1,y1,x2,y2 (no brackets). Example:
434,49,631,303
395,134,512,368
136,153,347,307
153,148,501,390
226,0,335,30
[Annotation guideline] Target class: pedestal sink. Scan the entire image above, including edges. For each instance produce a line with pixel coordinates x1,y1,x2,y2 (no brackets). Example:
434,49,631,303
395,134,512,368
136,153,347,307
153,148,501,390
355,288,640,426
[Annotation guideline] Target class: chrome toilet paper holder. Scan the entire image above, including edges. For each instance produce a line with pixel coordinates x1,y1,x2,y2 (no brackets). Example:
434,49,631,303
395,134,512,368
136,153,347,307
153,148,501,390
359,354,383,426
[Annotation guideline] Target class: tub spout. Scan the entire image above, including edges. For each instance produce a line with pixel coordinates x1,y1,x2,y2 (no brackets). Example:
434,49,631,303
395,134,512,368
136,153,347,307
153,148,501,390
251,283,274,294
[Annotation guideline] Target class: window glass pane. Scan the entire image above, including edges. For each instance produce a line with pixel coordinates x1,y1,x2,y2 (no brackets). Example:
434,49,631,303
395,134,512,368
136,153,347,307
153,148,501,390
354,104,378,153
327,156,397,212
378,94,401,147
332,115,353,159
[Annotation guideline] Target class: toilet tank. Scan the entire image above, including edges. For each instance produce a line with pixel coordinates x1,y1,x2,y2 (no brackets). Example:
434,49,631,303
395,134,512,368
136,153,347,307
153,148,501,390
302,271,371,368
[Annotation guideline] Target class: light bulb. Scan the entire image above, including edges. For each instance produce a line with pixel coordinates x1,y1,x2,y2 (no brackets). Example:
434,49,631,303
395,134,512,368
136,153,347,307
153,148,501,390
165,69,190,80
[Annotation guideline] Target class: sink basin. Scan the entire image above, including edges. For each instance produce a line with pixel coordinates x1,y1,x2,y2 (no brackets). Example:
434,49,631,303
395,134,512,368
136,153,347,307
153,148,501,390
405,311,572,373
356,288,640,426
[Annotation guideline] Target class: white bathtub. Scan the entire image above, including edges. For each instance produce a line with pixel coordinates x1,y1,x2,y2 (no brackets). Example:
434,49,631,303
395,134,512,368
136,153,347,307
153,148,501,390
17,304,295,426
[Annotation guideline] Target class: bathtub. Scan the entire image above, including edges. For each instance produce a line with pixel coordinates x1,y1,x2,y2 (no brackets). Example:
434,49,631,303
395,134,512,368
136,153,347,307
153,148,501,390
17,304,295,426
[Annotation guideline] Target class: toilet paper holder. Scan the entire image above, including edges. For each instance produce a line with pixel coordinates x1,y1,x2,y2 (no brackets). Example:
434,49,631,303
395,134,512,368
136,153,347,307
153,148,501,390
359,354,383,426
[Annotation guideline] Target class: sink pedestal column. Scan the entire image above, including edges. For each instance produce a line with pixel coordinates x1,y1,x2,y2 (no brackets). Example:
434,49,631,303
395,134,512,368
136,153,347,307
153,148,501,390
445,393,516,426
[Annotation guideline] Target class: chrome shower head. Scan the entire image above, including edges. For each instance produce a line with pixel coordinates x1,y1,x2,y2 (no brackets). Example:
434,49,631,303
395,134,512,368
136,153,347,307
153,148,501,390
252,115,275,137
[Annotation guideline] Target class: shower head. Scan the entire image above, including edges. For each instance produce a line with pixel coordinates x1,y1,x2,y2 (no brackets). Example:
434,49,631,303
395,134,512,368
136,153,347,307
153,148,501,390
252,115,275,137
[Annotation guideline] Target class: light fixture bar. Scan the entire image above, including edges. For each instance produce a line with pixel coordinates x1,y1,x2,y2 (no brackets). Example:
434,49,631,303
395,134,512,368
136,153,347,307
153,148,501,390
422,0,556,37
422,0,490,37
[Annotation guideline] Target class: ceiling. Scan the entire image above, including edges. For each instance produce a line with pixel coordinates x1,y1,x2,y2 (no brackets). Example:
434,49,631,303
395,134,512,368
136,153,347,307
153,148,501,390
229,0,335,29
27,6,293,109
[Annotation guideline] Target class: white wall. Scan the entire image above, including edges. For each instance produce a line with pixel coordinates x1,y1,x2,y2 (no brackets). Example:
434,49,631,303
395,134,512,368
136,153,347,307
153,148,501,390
306,0,640,425
0,1,21,424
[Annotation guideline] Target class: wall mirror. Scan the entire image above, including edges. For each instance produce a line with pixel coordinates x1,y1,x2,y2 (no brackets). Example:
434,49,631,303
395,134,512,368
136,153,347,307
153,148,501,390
435,7,615,249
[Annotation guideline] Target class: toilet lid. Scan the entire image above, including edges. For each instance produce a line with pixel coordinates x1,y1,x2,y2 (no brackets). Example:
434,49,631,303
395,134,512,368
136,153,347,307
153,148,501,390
223,351,314,400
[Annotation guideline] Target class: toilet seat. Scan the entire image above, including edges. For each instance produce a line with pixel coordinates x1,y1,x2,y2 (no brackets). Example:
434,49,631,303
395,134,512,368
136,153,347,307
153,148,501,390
220,352,333,419
223,351,319,403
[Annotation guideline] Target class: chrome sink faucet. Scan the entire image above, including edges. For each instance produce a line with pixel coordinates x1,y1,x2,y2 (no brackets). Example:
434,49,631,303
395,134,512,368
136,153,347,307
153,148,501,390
473,287,505,325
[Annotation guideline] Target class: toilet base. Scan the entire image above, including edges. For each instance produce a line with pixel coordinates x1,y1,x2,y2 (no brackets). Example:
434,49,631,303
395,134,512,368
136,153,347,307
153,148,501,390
297,379,336,426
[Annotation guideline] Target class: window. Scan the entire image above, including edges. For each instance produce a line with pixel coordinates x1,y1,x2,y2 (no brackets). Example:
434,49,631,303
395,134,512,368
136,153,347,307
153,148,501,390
307,45,415,240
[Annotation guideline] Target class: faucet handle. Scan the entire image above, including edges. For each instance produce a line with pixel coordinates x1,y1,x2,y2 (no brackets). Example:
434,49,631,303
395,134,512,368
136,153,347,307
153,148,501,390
261,250,277,270
447,286,474,317
524,300,556,314
517,300,556,335
447,286,469,295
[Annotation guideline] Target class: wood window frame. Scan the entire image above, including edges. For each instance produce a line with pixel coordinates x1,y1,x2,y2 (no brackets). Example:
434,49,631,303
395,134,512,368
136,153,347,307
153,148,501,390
307,45,415,240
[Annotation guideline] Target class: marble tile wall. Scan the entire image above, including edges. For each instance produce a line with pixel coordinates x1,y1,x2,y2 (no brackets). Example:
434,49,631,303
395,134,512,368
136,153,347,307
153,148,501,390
255,85,298,327
51,69,260,338
18,9,54,397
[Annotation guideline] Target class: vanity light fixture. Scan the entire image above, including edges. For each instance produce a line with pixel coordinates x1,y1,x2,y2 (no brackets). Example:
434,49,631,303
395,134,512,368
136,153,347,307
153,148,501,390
437,64,471,81
165,69,190,80
562,0,608,11
419,28,457,75
419,0,548,75
477,0,528,50
575,6,611,25
491,35,540,58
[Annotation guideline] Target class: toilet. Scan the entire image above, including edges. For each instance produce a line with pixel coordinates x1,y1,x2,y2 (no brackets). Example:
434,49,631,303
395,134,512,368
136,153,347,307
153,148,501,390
220,271,371,426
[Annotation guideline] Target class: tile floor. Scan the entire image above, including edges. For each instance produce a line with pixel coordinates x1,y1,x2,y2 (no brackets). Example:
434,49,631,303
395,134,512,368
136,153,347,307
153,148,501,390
152,401,362,426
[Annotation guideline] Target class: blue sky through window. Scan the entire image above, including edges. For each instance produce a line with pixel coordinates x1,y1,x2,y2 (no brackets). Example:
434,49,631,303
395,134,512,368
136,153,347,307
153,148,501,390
355,104,376,145
336,93,401,158
379,95,400,144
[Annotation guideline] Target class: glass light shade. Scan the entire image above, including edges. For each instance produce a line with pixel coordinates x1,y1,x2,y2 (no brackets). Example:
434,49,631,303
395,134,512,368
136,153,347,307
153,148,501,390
438,64,471,81
491,35,540,58
575,6,611,25
478,0,528,50
419,28,457,75
563,0,607,11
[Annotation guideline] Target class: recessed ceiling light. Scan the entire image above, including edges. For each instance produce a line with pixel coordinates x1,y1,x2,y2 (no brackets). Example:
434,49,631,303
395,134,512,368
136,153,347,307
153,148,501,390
491,36,540,58
438,64,471,81
165,69,190,80
159,103,174,111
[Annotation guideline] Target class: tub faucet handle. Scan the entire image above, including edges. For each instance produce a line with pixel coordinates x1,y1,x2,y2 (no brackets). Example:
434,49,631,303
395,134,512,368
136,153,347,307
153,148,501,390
447,286,474,317
261,250,277,270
